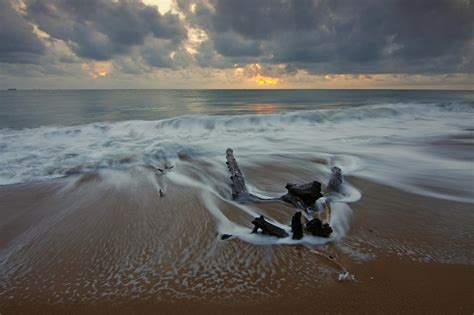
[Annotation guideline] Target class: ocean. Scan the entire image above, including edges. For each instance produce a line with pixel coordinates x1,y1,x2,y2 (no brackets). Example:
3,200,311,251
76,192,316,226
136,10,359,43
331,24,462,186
0,89,473,311
1,89,473,129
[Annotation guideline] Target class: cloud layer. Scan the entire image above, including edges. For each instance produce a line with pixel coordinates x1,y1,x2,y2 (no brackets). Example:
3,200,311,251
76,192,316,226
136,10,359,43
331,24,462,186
179,0,473,74
0,0,45,63
26,0,186,60
1,0,473,88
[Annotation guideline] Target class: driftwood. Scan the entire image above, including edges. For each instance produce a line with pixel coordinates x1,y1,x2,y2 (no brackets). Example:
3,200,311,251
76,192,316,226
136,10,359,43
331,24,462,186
325,166,343,193
226,148,250,200
223,149,337,240
281,181,323,210
252,215,289,238
291,212,304,240
306,218,333,238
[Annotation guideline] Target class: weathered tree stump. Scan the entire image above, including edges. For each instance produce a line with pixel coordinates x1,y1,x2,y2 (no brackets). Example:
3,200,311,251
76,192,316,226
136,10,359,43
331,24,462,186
281,181,323,210
291,212,304,240
251,215,289,238
226,148,250,200
306,218,333,238
325,166,343,193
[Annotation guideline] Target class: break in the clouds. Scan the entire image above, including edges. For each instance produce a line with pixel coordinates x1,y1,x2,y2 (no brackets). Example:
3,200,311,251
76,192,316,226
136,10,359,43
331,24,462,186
0,0,473,88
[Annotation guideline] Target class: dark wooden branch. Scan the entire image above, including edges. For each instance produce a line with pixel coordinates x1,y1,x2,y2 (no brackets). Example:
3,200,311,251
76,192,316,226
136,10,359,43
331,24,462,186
226,148,250,200
225,148,282,203
251,215,289,238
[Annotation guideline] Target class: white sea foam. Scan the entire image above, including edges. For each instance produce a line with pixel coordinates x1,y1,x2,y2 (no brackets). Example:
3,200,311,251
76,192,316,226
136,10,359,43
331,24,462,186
0,101,472,203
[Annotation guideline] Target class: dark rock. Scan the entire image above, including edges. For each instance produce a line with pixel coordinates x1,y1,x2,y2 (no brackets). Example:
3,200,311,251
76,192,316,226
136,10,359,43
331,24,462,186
251,215,289,238
291,211,304,240
306,218,333,238
281,181,323,210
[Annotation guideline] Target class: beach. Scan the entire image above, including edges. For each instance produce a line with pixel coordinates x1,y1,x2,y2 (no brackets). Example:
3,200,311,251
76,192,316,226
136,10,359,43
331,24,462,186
0,90,473,313
0,167,473,313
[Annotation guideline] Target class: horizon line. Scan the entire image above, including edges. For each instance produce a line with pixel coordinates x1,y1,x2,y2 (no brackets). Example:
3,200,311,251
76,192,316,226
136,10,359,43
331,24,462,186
3,88,474,92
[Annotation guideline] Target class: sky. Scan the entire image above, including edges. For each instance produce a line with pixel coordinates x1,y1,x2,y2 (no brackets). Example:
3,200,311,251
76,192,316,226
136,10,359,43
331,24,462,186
0,0,473,89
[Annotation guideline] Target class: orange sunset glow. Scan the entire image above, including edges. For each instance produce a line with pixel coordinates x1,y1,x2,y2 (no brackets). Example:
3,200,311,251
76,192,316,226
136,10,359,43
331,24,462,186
255,76,280,86
81,62,113,79
233,63,282,87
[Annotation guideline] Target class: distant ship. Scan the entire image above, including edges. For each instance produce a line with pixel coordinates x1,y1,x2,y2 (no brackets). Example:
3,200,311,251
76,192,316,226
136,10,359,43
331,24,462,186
7,88,17,91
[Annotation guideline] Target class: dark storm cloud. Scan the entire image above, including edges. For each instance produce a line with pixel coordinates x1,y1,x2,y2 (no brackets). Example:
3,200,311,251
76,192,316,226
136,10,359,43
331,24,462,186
26,0,187,61
179,0,474,74
1,0,472,80
141,41,192,68
213,32,262,57
0,0,45,63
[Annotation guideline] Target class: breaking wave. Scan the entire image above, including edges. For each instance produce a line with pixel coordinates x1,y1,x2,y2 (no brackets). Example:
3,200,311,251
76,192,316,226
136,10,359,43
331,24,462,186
0,101,473,203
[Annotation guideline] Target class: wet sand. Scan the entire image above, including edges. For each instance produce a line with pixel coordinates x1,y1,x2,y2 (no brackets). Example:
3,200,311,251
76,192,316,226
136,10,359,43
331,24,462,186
0,162,473,314
19,260,469,314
